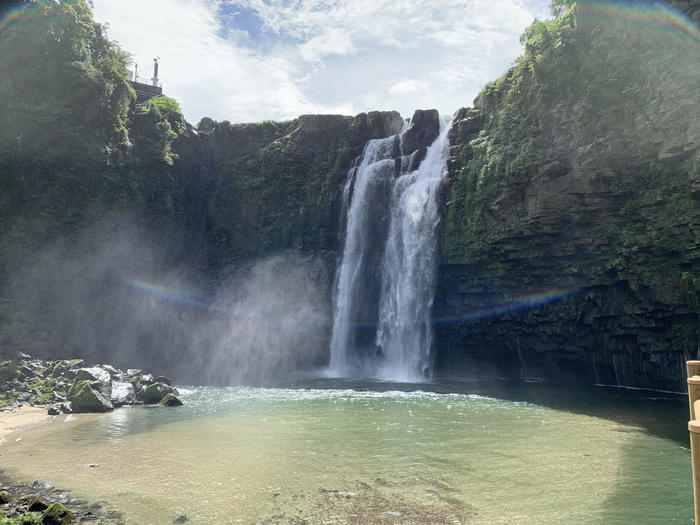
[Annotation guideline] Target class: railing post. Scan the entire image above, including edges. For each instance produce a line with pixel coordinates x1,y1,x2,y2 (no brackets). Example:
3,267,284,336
688,361,700,524
690,421,700,525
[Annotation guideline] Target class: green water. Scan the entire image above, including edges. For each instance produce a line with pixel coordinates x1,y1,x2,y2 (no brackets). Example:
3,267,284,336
0,380,692,524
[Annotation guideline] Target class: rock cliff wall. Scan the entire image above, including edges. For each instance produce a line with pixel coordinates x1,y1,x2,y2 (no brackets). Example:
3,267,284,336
435,1,700,390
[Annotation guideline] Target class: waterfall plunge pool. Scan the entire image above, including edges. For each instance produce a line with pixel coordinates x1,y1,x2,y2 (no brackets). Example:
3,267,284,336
0,379,692,524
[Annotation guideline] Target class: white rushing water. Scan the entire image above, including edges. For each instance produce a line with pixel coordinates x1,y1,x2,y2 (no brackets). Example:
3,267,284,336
329,114,451,380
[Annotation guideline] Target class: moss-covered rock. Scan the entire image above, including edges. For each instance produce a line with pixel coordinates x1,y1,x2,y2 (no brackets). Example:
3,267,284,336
139,382,170,404
41,503,73,525
25,496,49,513
67,380,113,413
158,393,183,407
0,490,11,504
0,513,43,525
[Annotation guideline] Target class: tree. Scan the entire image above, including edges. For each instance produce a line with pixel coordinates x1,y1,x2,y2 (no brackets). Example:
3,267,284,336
0,0,134,165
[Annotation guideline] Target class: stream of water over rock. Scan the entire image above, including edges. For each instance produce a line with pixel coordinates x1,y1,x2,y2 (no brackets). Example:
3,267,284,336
329,115,451,381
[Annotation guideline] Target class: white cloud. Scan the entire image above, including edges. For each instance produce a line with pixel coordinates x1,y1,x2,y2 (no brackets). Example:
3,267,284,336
92,0,550,123
388,79,429,96
299,28,358,63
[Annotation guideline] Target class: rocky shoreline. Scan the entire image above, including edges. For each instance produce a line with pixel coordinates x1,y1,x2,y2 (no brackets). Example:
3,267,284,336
0,356,185,524
0,474,127,525
0,355,183,413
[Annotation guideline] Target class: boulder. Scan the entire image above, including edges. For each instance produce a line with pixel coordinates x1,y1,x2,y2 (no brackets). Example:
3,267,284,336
159,394,183,407
47,405,60,416
99,365,121,378
401,109,439,156
42,502,74,525
67,380,113,413
0,489,10,504
27,495,50,512
110,381,135,407
75,368,111,400
153,376,173,386
31,481,54,491
139,382,175,404
75,367,110,384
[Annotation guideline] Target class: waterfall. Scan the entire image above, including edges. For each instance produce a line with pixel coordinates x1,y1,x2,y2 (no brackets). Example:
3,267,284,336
329,113,451,381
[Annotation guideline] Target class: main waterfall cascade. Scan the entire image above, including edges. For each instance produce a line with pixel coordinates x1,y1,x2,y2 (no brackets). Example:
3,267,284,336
329,112,452,381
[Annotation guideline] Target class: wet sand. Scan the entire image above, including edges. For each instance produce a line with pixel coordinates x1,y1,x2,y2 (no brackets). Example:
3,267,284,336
0,406,51,440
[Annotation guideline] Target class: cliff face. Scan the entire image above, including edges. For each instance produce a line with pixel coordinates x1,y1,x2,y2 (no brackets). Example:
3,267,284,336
435,2,700,390
0,107,405,371
185,112,404,274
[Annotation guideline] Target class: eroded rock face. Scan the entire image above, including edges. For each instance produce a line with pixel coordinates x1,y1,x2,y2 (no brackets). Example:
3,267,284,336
402,109,439,157
437,3,699,391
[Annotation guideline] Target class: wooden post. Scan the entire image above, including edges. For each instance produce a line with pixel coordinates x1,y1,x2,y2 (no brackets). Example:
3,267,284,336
690,421,700,525
688,361,700,524
688,361,700,378
689,377,700,421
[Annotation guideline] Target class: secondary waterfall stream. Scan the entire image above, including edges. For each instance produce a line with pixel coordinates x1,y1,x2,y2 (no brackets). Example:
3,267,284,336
329,113,451,381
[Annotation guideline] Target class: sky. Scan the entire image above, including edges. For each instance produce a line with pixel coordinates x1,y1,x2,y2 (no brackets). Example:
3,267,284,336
92,0,552,124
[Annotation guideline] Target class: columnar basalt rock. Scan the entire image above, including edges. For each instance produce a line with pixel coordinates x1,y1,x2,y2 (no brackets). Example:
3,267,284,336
435,5,700,390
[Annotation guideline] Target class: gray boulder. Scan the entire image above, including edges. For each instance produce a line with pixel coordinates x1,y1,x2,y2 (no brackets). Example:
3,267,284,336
75,367,112,400
153,376,173,386
99,364,121,378
110,381,136,407
75,367,110,383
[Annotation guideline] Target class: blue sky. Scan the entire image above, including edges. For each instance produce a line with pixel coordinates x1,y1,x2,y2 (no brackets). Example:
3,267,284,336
92,0,551,124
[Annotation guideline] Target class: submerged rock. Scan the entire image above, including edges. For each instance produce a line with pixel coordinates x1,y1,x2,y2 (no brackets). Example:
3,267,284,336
31,480,53,491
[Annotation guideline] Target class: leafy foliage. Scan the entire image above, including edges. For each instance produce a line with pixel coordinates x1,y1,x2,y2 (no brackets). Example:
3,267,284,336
0,0,134,165
130,96,187,166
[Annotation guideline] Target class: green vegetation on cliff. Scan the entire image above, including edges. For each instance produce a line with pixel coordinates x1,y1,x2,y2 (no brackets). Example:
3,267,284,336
438,0,700,387
0,1,405,362
205,112,403,268
0,0,133,166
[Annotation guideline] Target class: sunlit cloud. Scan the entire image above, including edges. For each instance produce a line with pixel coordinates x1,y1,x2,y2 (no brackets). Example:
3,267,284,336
92,0,550,123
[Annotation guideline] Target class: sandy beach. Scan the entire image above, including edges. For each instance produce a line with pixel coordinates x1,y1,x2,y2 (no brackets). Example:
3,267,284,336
0,406,51,440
